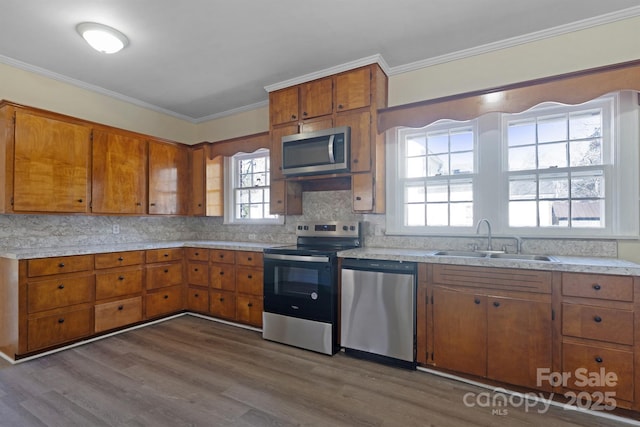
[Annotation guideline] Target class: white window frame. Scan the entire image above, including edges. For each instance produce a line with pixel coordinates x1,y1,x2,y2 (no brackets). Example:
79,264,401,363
224,149,283,225
386,91,639,238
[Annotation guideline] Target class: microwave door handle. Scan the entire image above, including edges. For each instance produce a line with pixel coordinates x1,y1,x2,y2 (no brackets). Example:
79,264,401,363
327,134,335,163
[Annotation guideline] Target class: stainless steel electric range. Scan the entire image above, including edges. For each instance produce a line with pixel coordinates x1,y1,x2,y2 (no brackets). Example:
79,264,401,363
262,221,362,355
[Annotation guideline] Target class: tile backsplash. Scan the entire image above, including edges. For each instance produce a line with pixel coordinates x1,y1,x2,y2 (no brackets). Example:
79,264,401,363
0,190,619,258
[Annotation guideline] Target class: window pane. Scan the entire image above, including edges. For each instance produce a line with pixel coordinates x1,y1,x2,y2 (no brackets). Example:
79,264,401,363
237,203,249,219
237,189,249,203
541,200,566,227
539,173,568,199
450,130,473,152
406,204,425,226
427,133,448,154
249,189,264,203
406,157,426,178
571,172,604,198
570,139,602,166
508,121,536,147
450,180,473,202
426,203,448,226
407,135,427,156
570,110,601,139
509,146,536,171
571,200,604,228
252,157,266,172
538,115,567,143
509,200,537,226
450,202,473,226
426,182,448,202
406,184,425,203
428,154,448,176
253,172,267,187
538,142,567,169
450,152,473,174
509,176,536,200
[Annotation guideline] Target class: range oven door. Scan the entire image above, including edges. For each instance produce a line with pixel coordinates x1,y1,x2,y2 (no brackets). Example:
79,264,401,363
263,253,337,324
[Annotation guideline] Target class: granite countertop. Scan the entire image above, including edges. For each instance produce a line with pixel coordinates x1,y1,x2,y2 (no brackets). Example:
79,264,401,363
2,241,639,276
0,241,284,260
338,247,640,276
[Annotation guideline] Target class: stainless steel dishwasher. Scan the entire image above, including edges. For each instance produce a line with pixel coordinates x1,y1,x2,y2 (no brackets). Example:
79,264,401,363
340,258,417,369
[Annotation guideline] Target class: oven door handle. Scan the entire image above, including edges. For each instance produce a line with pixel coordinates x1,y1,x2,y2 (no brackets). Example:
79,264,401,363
264,253,330,263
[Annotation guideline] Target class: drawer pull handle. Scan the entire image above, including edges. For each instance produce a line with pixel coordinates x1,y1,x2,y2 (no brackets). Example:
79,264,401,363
58,318,65,324
118,305,124,311
164,295,169,299
77,199,83,203
474,298,481,305
220,298,225,302
247,257,252,261
195,252,199,256
356,196,362,201
58,262,65,268
248,275,253,279
593,284,602,290
118,257,124,261
118,276,125,281
248,303,253,307
220,271,224,275
594,315,602,323
595,357,603,363
493,301,500,307
194,293,199,298
219,254,224,258
164,269,169,273
58,284,65,289
164,253,169,257
194,268,199,272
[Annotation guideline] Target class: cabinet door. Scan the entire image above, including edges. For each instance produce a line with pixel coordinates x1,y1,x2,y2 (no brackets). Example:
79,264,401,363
335,67,371,112
336,110,371,173
92,129,147,214
299,116,333,134
487,295,552,390
14,111,91,213
210,291,236,320
190,147,206,216
205,155,224,216
300,77,333,120
270,124,298,181
210,264,236,291
270,87,299,126
432,287,487,377
145,286,184,318
187,287,210,313
148,140,189,215
352,172,374,212
236,295,263,327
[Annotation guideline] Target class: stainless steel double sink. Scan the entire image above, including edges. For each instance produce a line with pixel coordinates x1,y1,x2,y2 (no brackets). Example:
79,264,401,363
433,251,557,262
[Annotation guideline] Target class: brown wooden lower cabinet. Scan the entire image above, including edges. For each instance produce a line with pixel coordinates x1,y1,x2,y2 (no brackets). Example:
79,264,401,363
95,296,142,333
210,290,236,320
187,286,209,313
236,295,263,327
27,306,93,352
145,286,184,319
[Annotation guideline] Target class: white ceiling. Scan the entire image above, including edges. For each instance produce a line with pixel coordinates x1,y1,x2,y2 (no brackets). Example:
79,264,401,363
1,1,639,122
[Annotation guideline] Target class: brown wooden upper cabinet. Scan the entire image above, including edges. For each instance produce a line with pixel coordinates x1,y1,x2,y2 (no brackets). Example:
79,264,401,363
92,129,147,214
189,146,206,216
270,77,334,127
335,67,371,112
270,86,299,126
148,139,189,215
12,109,91,213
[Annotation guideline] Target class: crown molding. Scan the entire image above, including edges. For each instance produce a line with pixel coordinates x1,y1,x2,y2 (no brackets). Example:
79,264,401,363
264,54,390,93
388,5,640,76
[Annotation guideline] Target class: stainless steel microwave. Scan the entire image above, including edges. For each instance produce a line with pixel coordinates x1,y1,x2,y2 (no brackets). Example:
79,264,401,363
281,126,350,176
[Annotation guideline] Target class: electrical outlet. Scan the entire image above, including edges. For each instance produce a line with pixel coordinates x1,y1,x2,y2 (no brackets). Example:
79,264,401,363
112,224,120,234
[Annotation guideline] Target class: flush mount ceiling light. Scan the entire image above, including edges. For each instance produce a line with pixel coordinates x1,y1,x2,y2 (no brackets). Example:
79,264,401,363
76,22,129,54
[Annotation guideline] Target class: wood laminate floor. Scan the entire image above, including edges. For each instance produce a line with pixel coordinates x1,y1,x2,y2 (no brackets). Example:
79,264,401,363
0,315,638,427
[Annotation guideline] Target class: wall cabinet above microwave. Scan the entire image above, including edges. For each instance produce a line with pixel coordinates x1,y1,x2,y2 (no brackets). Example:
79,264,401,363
268,64,387,216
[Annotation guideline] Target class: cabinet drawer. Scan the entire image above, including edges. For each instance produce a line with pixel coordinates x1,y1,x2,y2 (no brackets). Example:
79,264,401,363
236,251,262,267
27,255,93,277
187,287,209,313
145,286,184,318
27,275,93,313
146,263,183,290
562,342,633,402
94,251,144,269
187,262,209,286
562,303,634,345
236,267,263,296
236,295,263,327
562,273,633,302
185,247,210,261
28,307,93,351
145,248,183,264
210,291,236,320
95,268,143,300
95,296,142,333
210,249,235,264
211,264,236,291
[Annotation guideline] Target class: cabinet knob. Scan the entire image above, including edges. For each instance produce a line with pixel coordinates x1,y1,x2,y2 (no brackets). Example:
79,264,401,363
164,295,169,299
277,200,283,204
136,202,142,206
353,159,359,164
118,305,124,311
493,301,500,307
118,276,125,281
195,252,199,256
150,203,156,207
164,269,169,273
595,356,603,363
248,303,253,307
118,256,124,261
474,298,481,304
164,253,169,257
594,315,602,323
220,271,224,276
58,262,65,268
593,284,602,290
248,257,252,261
338,104,344,109
355,196,362,201
219,254,224,259
248,275,253,279
194,268,199,272
219,297,225,302
77,199,83,203
58,318,65,324
194,293,199,298
198,203,202,207
291,114,297,120
58,284,65,289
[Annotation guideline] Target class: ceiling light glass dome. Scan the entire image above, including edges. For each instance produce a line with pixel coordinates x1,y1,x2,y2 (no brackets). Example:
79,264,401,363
76,22,129,54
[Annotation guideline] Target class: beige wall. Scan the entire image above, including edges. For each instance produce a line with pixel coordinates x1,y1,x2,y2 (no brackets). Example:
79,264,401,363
195,105,269,143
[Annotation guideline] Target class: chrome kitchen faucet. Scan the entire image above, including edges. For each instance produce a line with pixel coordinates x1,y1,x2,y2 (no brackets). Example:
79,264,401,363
476,218,493,252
